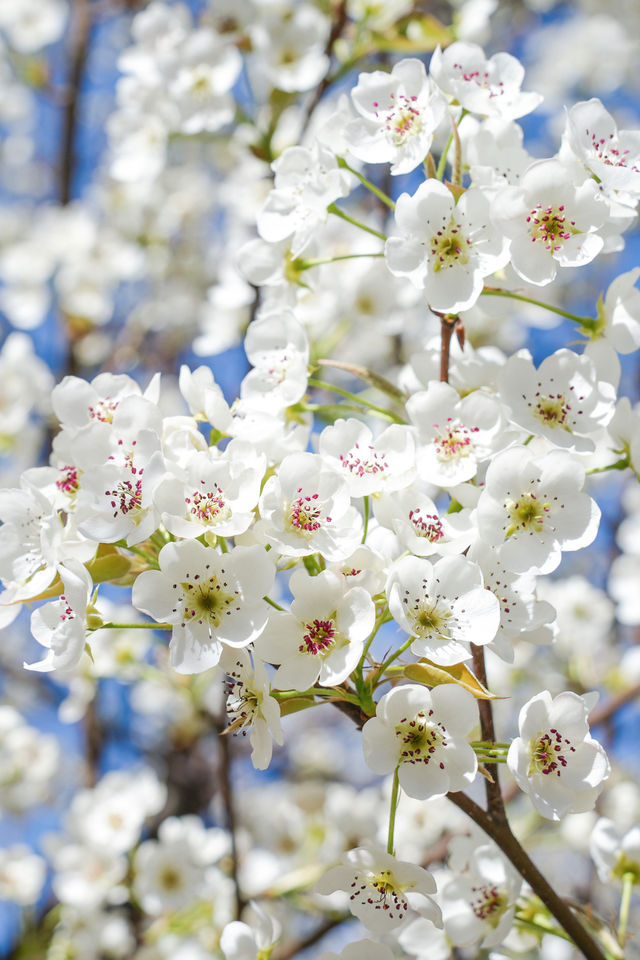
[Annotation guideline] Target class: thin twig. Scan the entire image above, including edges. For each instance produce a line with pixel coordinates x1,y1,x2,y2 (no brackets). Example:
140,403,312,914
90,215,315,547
300,0,348,130
216,716,245,918
439,313,457,383
589,683,640,728
61,0,91,205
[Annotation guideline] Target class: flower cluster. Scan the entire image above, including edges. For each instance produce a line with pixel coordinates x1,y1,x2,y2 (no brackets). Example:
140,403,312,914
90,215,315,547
1,3,640,959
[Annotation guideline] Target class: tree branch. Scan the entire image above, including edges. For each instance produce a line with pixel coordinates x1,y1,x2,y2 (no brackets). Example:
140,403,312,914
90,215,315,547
471,643,507,824
448,791,608,960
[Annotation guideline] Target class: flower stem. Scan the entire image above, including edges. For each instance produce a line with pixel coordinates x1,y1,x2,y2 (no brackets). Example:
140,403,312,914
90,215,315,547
387,768,400,855
377,636,414,678
515,916,575,945
362,495,370,544
338,158,396,210
436,132,454,181
263,595,285,612
481,286,594,327
96,621,172,631
305,401,398,424
618,871,634,947
587,457,630,475
307,378,405,423
327,203,387,241
298,252,384,270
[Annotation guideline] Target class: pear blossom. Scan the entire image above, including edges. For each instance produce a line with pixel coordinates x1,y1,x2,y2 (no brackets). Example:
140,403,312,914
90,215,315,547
220,902,281,960
73,410,166,546
387,554,500,665
256,568,375,690
362,683,478,799
132,541,274,674
439,839,522,948
495,158,606,285
315,842,441,933
26,559,94,673
241,309,310,412
249,4,330,94
256,452,362,561
318,419,415,498
498,348,615,451
507,690,610,819
257,143,352,258
407,381,509,486
153,447,263,540
51,371,161,436
178,365,233,433
476,446,601,575
0,845,47,905
342,58,447,175
0,0,67,53
460,116,532,189
590,818,640,884
0,477,93,601
0,707,60,812
468,541,555,661
49,842,128,910
169,28,242,135
596,267,640,354
133,815,227,915
563,98,640,206
430,41,543,120
374,485,473,557
222,649,283,770
385,179,509,313
62,768,167,860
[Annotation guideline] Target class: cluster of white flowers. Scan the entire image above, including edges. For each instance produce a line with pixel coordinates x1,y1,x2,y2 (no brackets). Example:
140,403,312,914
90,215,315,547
2,2,640,958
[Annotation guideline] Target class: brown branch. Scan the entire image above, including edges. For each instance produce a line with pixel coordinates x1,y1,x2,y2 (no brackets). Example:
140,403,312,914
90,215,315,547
275,915,349,960
61,0,92,205
588,682,640,728
216,716,245,918
301,0,348,129
448,792,608,960
471,643,506,824
438,313,457,383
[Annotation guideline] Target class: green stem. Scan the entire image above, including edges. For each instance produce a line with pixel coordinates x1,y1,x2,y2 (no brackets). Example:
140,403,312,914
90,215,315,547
338,158,396,210
471,741,511,749
305,402,398,424
618,871,634,947
307,378,404,423
358,609,392,672
95,621,172,631
475,755,508,764
327,203,387,241
436,132,454,180
273,687,361,707
127,545,159,567
377,636,415,678
362,496,370,544
218,536,229,553
481,287,593,327
387,768,400,855
587,457,630,475
515,917,574,945
298,252,384,270
263,595,285,612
